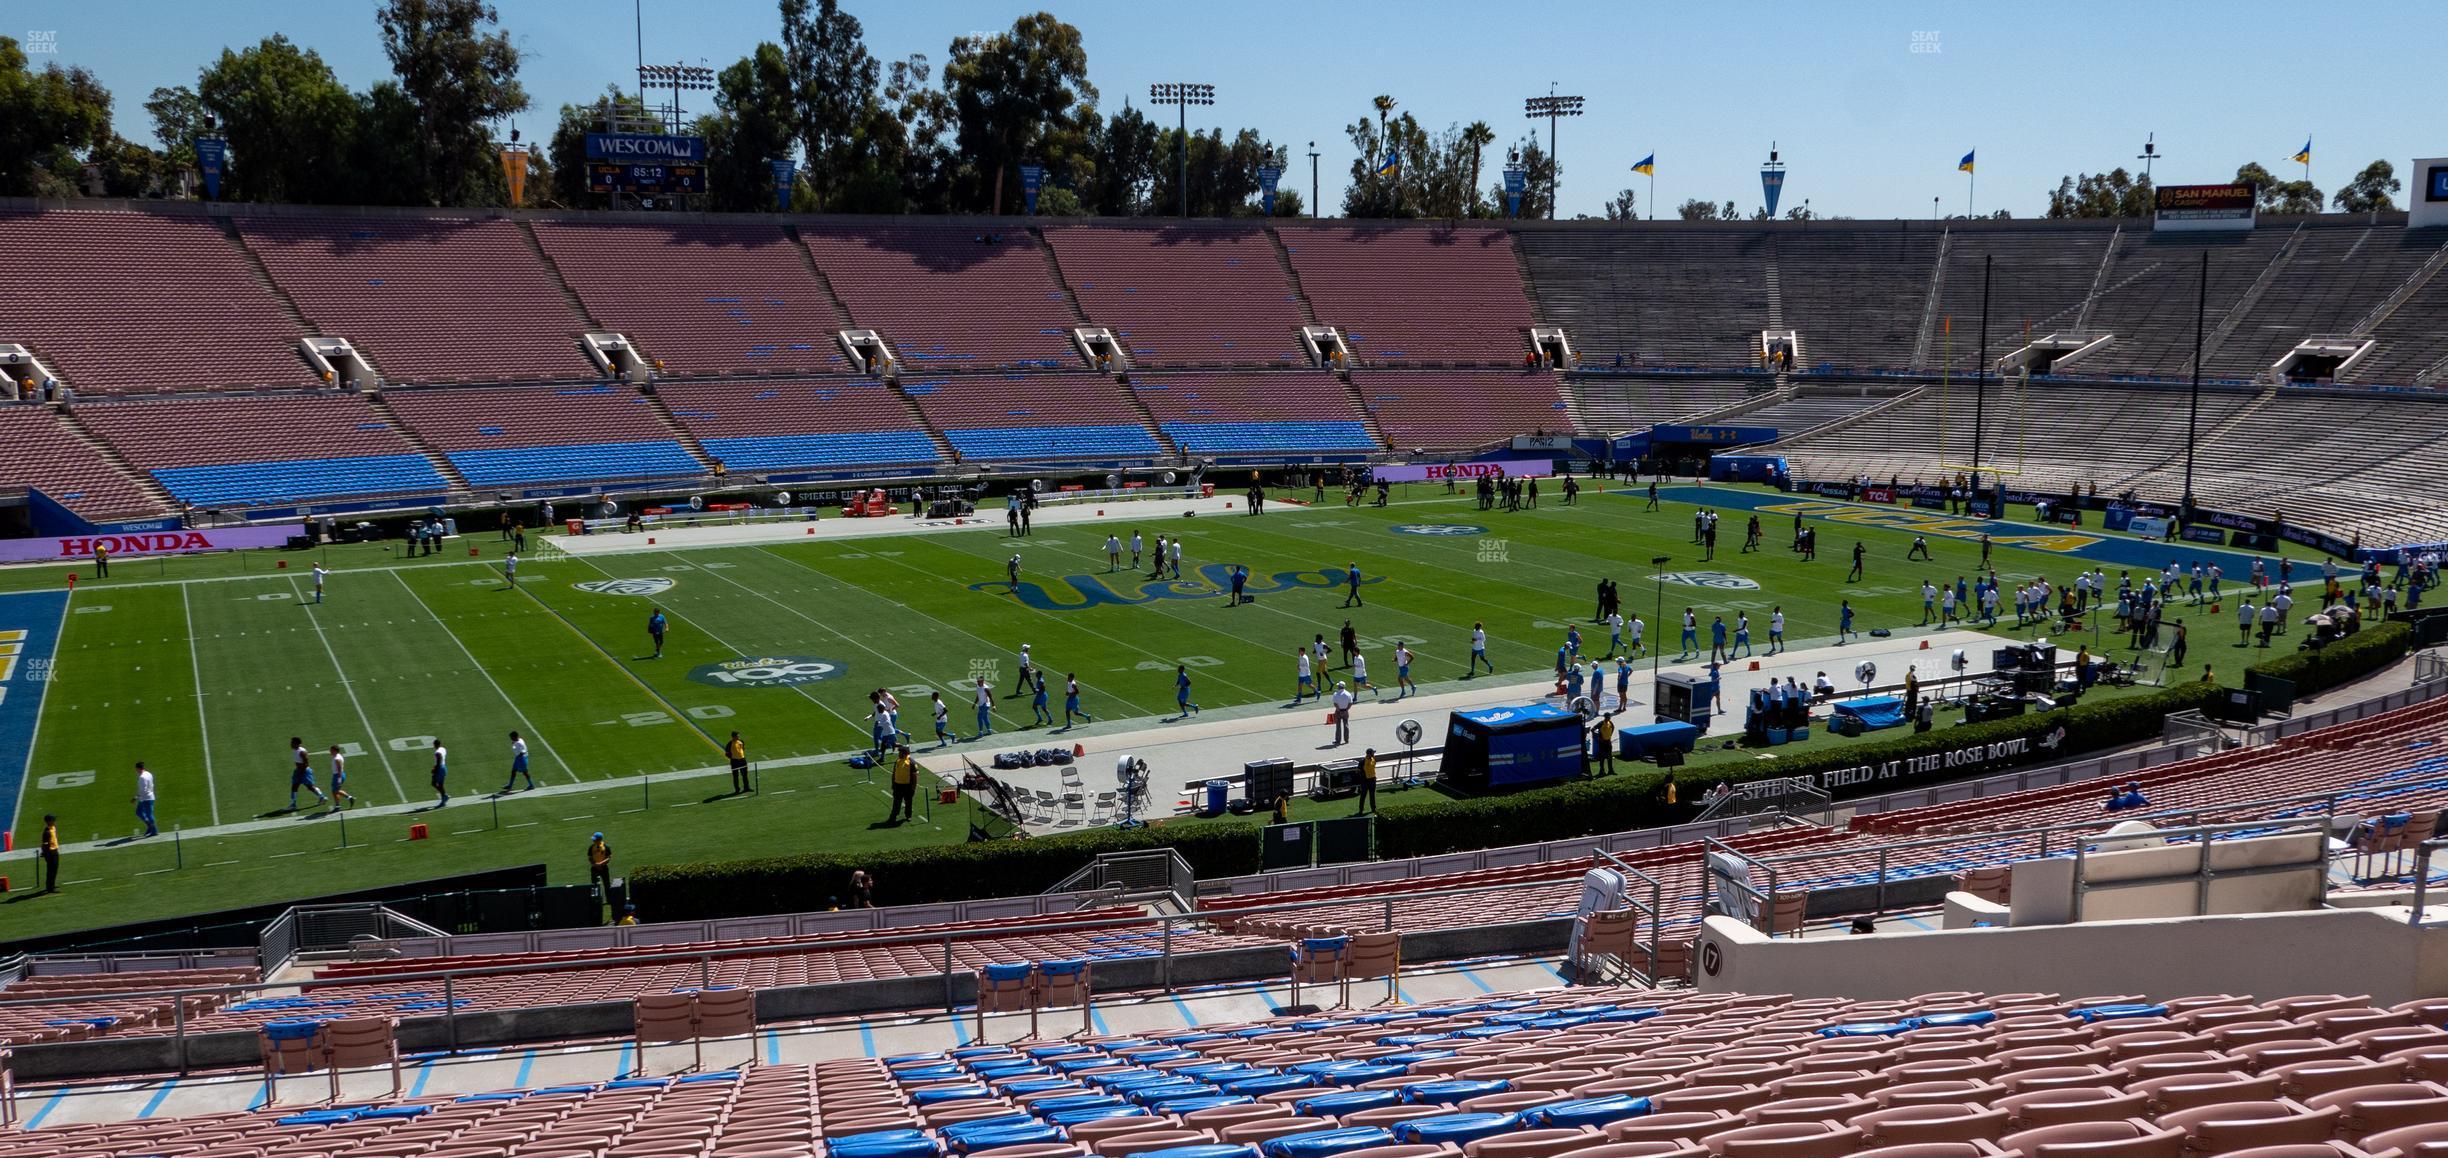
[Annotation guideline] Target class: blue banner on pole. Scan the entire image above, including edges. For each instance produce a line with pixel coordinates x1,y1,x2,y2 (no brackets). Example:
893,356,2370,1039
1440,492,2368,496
1019,164,1045,215
196,136,226,200
770,158,796,211
1503,167,1527,218
1760,168,1785,217
1258,164,1283,216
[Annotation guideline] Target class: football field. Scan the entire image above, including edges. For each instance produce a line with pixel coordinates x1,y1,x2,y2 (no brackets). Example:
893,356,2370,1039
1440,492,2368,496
0,482,2251,941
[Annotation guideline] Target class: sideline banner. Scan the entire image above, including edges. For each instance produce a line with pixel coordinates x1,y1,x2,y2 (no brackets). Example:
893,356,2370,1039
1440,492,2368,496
1375,460,1555,483
0,524,304,564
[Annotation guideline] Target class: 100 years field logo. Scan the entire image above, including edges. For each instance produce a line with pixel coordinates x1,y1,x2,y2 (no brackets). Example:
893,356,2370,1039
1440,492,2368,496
688,655,844,688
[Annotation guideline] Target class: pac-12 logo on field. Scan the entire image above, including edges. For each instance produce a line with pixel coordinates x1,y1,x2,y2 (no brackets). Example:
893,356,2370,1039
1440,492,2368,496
1389,524,1489,537
575,578,677,597
1657,571,1761,590
689,655,843,688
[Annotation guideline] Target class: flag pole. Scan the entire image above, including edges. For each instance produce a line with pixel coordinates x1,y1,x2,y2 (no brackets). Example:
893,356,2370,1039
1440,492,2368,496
1648,168,1655,221
1967,165,1975,218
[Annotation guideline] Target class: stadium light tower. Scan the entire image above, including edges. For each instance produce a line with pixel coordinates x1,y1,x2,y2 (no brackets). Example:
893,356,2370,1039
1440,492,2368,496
2137,133,2162,186
1523,88,1584,220
1149,83,1216,218
637,62,714,136
1308,140,1320,218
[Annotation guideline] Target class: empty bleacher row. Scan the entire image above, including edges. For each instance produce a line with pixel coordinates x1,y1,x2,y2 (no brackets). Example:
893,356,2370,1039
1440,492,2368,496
1045,225,1312,366
1776,228,1943,371
532,220,852,377
380,384,702,488
146,915,1266,1041
1563,378,1767,436
23,986,2448,1157
660,378,942,473
1133,372,1376,457
1280,226,1536,366
73,394,447,508
1514,228,1768,369
236,216,595,385
1771,381,2266,499
0,966,258,1047
0,406,163,521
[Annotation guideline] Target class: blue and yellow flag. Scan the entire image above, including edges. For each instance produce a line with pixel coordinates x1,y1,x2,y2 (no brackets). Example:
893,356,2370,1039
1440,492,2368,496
1377,150,1399,177
1632,153,1655,176
1958,150,1976,174
2291,138,2312,165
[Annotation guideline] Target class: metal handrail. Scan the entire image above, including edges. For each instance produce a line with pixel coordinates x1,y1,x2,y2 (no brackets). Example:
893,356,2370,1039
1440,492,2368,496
1699,837,1787,936
1592,849,1670,986
2410,838,2448,926
0,872,1580,1065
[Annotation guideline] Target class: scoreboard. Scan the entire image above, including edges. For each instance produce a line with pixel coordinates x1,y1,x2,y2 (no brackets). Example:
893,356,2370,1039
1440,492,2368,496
584,133,707,197
587,163,705,195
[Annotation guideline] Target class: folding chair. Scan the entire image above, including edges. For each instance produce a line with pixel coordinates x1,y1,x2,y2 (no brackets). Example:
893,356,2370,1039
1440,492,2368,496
1290,936,1351,1010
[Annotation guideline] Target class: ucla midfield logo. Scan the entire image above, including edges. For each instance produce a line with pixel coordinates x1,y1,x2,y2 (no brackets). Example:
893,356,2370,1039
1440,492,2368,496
974,564,1384,612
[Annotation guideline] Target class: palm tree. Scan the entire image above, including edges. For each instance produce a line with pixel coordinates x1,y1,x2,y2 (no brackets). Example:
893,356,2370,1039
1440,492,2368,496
1372,94,1397,144
1463,120,1496,216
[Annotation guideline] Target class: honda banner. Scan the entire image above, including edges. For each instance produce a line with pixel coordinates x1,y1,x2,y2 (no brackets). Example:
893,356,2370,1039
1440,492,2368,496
1374,459,1556,483
0,524,306,565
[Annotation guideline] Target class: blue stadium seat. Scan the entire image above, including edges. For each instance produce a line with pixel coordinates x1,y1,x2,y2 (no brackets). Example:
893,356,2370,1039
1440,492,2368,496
1160,422,1377,455
944,425,1162,461
447,441,702,486
701,432,942,471
152,454,449,507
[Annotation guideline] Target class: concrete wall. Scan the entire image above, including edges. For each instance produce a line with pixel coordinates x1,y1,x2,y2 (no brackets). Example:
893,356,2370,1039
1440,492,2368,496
1696,907,2448,1006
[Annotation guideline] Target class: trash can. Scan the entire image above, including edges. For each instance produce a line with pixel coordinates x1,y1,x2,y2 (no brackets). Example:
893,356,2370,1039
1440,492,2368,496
1206,779,1230,815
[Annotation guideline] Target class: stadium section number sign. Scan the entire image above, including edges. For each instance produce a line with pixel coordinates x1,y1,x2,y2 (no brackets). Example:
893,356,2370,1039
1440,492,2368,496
1657,571,1761,591
688,655,845,689
1389,524,1489,537
575,578,677,597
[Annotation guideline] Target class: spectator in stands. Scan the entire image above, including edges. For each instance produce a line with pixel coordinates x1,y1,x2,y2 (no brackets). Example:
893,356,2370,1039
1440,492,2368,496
614,905,638,926
848,870,875,908
586,832,614,904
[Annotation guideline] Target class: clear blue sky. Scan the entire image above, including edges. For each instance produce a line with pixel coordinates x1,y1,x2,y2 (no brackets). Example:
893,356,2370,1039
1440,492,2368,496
24,0,2433,219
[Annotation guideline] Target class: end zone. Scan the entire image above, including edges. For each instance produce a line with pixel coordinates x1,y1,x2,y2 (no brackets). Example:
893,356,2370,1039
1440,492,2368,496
0,590,70,838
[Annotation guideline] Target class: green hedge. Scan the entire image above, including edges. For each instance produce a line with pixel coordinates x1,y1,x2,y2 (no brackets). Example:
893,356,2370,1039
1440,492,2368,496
2236,620,2411,698
632,623,2412,920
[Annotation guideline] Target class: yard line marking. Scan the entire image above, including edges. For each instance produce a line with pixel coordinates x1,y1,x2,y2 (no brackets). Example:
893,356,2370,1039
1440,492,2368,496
287,577,408,803
387,571,576,785
180,585,225,825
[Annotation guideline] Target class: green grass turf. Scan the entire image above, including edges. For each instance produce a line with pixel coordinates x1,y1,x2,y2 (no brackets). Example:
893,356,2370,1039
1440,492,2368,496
0,484,2206,941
